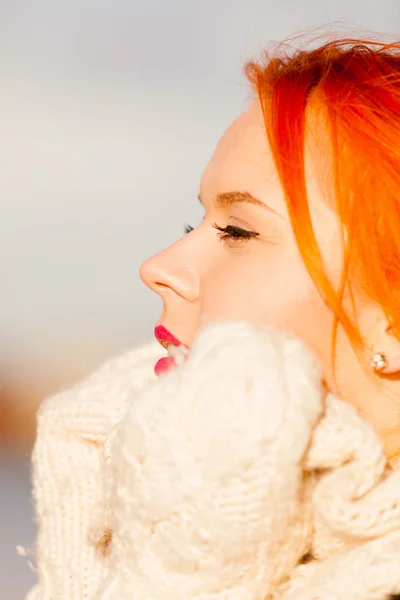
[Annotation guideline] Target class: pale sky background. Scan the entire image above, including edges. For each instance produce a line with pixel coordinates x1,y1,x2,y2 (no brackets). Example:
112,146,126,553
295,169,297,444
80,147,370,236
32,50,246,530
1,2,400,599
1,1,399,377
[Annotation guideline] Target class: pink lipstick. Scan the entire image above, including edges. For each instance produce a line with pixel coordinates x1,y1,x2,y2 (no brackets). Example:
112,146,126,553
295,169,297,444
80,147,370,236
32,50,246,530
154,325,183,348
154,325,188,376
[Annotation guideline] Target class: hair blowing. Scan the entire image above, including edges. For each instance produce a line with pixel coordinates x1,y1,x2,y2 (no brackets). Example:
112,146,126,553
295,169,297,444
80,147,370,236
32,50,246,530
246,38,400,352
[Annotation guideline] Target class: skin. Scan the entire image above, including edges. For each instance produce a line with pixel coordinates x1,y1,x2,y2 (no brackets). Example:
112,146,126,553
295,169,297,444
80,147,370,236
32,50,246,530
140,101,400,463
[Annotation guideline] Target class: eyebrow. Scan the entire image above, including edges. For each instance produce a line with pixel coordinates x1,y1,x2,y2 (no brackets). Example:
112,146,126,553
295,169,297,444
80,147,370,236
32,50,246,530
198,190,277,214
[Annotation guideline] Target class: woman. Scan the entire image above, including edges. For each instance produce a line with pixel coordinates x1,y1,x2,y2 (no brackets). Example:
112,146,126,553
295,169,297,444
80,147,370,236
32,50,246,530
26,38,400,600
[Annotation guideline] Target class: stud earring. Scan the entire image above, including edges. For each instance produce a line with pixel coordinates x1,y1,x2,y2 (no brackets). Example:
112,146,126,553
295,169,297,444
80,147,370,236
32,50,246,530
371,352,388,373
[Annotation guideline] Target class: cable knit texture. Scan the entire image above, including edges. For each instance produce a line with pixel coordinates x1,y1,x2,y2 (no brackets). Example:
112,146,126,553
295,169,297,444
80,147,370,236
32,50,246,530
25,321,400,600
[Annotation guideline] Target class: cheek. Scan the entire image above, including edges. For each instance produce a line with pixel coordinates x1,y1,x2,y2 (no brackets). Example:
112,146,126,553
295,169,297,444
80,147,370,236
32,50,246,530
199,247,334,366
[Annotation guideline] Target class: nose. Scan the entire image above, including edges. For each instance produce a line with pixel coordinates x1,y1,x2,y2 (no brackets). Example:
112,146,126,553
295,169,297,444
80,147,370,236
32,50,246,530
139,243,200,303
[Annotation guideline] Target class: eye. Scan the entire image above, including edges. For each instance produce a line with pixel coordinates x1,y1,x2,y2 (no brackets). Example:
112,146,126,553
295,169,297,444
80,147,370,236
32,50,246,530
212,223,259,246
184,223,194,234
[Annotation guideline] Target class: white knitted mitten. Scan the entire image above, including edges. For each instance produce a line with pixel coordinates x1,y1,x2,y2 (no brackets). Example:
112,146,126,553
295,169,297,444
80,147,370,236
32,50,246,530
95,321,325,600
26,341,162,600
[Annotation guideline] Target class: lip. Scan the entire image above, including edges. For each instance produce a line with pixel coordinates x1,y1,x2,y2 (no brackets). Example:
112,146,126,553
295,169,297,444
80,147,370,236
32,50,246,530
154,325,189,376
154,325,187,349
154,355,177,376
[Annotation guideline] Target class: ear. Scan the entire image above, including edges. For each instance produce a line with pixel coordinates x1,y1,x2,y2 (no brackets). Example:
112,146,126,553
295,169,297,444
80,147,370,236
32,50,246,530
369,319,400,375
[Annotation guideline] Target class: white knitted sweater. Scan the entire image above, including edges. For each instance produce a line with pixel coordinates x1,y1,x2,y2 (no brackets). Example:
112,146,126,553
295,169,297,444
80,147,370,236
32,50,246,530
25,321,400,600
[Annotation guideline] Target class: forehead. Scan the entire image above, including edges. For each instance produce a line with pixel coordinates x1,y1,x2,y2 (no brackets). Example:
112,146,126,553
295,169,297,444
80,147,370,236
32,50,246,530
200,99,335,218
200,101,282,199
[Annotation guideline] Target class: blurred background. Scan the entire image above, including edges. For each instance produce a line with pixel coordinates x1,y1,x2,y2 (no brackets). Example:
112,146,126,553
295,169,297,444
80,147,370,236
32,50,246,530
1,0,399,597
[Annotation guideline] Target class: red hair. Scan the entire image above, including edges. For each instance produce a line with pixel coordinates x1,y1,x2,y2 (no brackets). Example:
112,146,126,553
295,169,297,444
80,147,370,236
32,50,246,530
245,38,400,351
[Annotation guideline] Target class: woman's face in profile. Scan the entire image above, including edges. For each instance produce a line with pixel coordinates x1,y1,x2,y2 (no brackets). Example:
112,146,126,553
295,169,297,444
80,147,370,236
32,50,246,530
140,101,344,383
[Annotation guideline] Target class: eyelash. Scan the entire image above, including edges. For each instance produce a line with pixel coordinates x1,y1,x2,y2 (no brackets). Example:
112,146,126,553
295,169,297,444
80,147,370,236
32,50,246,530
184,223,259,244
